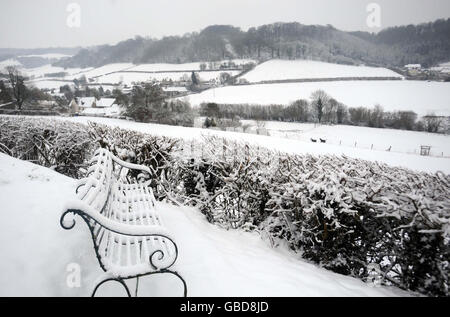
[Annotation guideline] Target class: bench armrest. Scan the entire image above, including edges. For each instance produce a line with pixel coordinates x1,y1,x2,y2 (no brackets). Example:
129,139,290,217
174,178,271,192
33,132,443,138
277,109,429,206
110,153,155,175
61,201,171,238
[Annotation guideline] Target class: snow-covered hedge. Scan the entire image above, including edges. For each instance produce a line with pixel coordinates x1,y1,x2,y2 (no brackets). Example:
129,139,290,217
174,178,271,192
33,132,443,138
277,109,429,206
0,117,93,177
179,137,449,296
1,116,448,296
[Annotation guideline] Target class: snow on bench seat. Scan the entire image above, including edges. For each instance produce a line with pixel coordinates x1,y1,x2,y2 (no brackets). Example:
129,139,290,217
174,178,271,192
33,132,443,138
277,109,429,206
60,148,187,297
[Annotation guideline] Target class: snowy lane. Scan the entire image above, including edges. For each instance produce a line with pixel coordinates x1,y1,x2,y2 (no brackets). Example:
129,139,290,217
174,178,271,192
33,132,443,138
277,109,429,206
0,154,409,296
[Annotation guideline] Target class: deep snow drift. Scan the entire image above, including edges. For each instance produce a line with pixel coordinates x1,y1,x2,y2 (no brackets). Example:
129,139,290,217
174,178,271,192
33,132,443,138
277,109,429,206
0,154,409,296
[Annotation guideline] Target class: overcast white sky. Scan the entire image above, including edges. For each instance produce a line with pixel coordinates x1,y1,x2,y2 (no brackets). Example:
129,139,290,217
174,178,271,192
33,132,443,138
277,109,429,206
0,0,449,48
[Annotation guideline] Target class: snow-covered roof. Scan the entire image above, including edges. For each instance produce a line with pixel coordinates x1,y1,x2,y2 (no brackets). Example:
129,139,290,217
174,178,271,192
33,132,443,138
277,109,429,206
77,97,116,108
81,104,123,116
405,64,421,69
78,97,96,108
96,98,116,108
163,87,188,92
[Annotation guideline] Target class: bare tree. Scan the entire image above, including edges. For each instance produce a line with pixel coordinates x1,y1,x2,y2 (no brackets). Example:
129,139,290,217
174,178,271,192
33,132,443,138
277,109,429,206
256,120,266,129
6,66,27,110
336,103,348,124
423,114,443,133
324,98,338,123
310,90,330,124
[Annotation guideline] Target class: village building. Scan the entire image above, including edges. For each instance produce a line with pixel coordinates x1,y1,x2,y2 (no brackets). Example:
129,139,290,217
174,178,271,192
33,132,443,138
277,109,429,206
404,64,422,76
69,97,122,117
162,86,189,97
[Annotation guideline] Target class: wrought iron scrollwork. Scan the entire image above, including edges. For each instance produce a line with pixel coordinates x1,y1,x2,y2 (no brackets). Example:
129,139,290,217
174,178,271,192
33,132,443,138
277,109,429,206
59,209,187,297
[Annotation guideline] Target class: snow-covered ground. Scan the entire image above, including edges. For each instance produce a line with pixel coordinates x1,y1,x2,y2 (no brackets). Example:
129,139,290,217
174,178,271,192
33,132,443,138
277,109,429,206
27,80,74,90
183,80,450,117
53,116,450,174
241,60,403,83
81,104,124,117
430,62,450,73
0,58,22,70
128,59,256,72
18,53,72,60
63,63,135,80
0,59,250,90
239,120,450,157
96,70,241,86
0,153,410,296
128,62,205,72
25,65,90,79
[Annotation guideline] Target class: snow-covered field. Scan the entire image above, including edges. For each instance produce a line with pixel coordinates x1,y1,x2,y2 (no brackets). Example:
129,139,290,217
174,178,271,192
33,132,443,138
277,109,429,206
0,153,409,296
25,65,90,79
96,70,241,86
0,58,22,69
241,60,403,83
240,120,450,157
128,62,205,72
53,116,450,174
0,59,250,90
63,63,135,80
183,80,450,116
430,61,450,73
27,80,74,90
18,53,72,60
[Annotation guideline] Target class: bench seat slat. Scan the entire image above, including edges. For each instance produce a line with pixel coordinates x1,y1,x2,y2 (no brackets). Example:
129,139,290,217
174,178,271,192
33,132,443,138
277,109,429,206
62,148,179,279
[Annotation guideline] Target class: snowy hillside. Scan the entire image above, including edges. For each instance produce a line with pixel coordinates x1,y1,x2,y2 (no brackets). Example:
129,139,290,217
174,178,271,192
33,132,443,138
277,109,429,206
0,153,409,296
0,58,23,71
0,59,250,90
183,80,450,117
128,60,255,72
240,60,403,83
63,63,135,80
25,65,90,79
430,62,450,74
18,53,72,60
96,70,241,86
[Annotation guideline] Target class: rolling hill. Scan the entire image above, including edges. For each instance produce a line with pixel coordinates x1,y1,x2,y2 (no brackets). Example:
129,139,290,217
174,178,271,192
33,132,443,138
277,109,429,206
55,19,450,69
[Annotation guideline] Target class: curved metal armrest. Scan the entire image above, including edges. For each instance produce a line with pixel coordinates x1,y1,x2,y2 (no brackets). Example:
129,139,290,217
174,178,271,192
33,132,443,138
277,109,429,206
61,201,172,238
110,153,155,175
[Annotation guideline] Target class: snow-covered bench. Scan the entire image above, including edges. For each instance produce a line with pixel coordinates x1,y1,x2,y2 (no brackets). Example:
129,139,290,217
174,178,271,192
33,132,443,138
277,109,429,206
60,148,187,297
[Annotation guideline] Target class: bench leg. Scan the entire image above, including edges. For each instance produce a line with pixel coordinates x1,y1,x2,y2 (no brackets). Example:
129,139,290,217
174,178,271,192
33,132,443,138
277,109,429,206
144,270,188,297
91,277,132,297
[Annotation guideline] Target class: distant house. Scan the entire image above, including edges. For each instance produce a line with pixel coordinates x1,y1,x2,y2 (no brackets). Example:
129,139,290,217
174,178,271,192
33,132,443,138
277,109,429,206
162,86,188,97
405,64,422,70
37,100,58,108
69,97,121,117
404,64,422,76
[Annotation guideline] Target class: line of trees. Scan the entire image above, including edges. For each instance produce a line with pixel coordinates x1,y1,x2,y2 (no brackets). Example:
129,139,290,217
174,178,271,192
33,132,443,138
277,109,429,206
124,83,194,127
57,19,450,69
200,90,446,133
0,66,54,110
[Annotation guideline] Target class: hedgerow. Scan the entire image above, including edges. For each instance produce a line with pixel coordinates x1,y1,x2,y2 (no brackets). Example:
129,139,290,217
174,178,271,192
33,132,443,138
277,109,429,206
1,116,448,296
